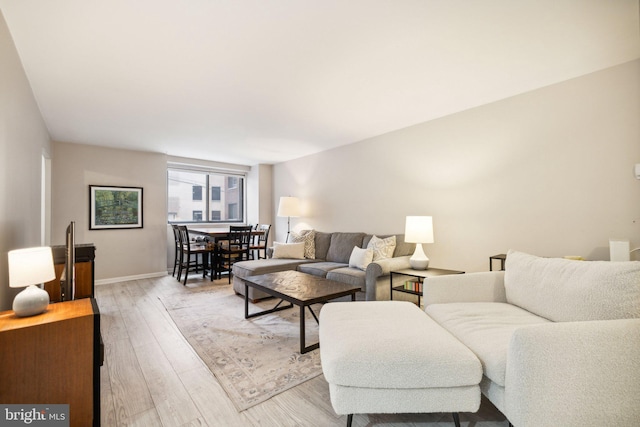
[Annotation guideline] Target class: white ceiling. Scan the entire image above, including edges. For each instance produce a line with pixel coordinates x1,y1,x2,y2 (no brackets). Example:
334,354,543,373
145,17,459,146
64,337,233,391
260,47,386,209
1,0,639,165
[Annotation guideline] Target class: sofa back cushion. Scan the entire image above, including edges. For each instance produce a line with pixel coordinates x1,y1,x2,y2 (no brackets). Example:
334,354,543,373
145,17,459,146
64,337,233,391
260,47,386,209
504,250,640,322
391,234,414,257
313,232,332,260
326,232,365,263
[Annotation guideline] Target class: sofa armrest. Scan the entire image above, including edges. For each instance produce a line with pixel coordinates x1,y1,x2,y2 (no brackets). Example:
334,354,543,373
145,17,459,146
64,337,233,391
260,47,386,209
423,271,506,306
505,318,640,426
364,256,412,301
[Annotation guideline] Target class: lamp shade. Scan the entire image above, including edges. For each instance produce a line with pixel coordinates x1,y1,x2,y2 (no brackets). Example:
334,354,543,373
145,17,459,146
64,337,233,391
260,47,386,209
8,246,56,288
277,196,301,217
404,216,434,244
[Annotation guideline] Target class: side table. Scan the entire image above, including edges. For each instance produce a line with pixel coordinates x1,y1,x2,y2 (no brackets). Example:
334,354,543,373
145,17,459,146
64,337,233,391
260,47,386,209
489,254,507,271
390,267,464,306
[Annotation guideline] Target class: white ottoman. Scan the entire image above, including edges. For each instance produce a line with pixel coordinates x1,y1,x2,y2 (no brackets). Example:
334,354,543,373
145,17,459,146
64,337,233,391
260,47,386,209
319,301,482,427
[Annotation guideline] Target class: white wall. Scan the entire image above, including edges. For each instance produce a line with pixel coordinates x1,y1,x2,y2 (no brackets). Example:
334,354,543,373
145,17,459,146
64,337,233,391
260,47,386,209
51,147,269,283
52,142,169,282
0,11,52,310
273,60,640,273
247,164,274,246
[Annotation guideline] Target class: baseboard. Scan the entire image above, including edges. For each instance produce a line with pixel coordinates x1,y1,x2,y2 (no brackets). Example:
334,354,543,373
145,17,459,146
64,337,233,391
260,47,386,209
95,271,169,286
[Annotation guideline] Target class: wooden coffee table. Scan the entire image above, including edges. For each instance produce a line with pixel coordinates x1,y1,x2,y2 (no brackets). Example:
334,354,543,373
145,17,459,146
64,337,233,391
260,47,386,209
243,270,361,353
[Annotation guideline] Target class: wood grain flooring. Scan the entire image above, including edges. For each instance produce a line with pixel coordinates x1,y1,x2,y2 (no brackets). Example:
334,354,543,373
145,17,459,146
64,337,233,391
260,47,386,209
97,273,509,427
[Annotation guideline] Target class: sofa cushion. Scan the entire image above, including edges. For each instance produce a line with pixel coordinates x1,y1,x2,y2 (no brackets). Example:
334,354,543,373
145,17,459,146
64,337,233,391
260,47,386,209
425,302,550,387
320,301,482,389
391,234,415,257
297,262,347,277
291,229,316,259
313,232,332,260
233,258,316,278
326,232,366,263
505,250,640,322
349,246,374,270
272,242,305,259
327,267,366,290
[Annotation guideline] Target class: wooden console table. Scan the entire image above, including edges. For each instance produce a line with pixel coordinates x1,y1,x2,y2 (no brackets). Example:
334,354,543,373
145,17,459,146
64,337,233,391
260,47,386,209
0,298,101,427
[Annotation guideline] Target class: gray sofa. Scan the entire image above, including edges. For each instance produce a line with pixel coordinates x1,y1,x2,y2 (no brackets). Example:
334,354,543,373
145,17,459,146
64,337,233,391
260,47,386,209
232,231,415,301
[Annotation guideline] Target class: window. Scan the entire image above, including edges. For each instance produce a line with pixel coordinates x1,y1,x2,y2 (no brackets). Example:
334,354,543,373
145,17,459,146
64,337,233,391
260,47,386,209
192,185,203,201
211,186,221,201
167,167,245,223
228,203,238,220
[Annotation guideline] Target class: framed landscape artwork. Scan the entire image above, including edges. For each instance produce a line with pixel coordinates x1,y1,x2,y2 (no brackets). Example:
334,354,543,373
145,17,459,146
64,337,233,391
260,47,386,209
89,185,143,230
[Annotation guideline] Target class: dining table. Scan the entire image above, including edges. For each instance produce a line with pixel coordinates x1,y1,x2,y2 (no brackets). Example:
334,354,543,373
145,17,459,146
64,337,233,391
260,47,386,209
188,226,264,243
188,226,265,280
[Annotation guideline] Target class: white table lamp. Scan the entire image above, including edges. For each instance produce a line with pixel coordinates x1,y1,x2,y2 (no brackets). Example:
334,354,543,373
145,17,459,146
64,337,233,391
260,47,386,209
8,246,55,317
404,216,434,270
277,196,301,242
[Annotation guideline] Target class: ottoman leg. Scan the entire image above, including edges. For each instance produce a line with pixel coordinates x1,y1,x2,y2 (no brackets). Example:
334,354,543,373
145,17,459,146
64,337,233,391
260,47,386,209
452,412,461,427
346,414,353,427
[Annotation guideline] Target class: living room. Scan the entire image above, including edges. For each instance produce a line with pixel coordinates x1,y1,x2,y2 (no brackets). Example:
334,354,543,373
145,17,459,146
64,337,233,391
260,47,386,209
1,1,639,426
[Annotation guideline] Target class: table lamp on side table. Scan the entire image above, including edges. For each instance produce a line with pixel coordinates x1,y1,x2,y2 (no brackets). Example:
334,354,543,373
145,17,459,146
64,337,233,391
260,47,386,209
8,246,55,317
404,216,434,270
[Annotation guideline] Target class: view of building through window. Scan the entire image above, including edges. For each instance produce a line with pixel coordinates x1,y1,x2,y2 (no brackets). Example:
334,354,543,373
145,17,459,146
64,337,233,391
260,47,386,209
167,168,245,223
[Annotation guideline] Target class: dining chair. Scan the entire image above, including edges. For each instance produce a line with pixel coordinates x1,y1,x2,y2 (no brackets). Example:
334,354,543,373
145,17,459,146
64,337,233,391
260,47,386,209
217,225,253,283
249,224,271,260
177,225,213,285
170,224,182,277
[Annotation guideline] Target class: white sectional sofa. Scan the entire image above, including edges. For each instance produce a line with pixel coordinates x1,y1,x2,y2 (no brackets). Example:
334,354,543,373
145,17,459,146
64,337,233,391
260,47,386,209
320,249,640,426
424,250,640,426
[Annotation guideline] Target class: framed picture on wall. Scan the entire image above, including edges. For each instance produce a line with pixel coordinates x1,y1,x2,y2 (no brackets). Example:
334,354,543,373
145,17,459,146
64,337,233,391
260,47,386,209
89,185,143,230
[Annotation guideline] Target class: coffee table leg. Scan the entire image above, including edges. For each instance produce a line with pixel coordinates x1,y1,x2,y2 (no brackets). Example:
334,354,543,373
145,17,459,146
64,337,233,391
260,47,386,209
300,304,320,354
300,304,306,354
244,283,249,319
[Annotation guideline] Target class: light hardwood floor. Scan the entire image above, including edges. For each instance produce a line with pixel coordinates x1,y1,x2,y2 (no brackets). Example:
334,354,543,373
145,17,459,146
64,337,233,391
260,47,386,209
97,273,509,427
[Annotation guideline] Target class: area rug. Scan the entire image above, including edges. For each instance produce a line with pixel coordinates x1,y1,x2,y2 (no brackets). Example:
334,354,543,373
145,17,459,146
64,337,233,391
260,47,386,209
159,284,323,411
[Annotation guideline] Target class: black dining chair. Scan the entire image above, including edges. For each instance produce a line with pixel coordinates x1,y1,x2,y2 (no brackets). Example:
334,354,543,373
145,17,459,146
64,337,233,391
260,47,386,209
171,224,181,277
177,225,213,285
249,224,271,260
217,225,253,283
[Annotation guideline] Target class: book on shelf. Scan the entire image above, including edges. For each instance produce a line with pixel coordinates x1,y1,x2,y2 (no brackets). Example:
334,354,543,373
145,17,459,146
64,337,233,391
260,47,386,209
403,279,422,292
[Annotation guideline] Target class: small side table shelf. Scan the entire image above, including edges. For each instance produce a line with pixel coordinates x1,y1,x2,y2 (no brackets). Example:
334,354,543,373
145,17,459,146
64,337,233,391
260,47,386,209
390,268,464,306
489,254,507,271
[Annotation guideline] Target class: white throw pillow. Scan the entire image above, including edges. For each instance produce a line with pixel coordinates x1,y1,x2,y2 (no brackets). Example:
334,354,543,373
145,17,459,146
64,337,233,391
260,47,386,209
348,246,374,271
290,229,316,259
367,235,396,261
272,242,305,259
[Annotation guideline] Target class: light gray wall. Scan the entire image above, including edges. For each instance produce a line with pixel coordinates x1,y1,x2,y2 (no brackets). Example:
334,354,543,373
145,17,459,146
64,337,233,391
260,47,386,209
247,164,274,246
51,142,169,282
51,146,268,283
273,60,640,273
0,11,52,310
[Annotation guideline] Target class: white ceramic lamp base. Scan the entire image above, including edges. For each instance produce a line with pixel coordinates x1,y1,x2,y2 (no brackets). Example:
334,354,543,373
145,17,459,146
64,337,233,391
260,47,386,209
409,244,430,270
13,285,50,317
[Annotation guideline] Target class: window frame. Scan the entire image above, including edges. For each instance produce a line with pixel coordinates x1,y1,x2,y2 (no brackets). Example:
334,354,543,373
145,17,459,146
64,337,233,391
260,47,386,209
167,165,247,225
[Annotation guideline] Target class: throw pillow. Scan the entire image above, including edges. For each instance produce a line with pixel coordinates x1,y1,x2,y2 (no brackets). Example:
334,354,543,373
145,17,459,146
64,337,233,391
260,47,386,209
272,242,305,259
348,246,374,271
290,229,316,259
367,235,397,261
